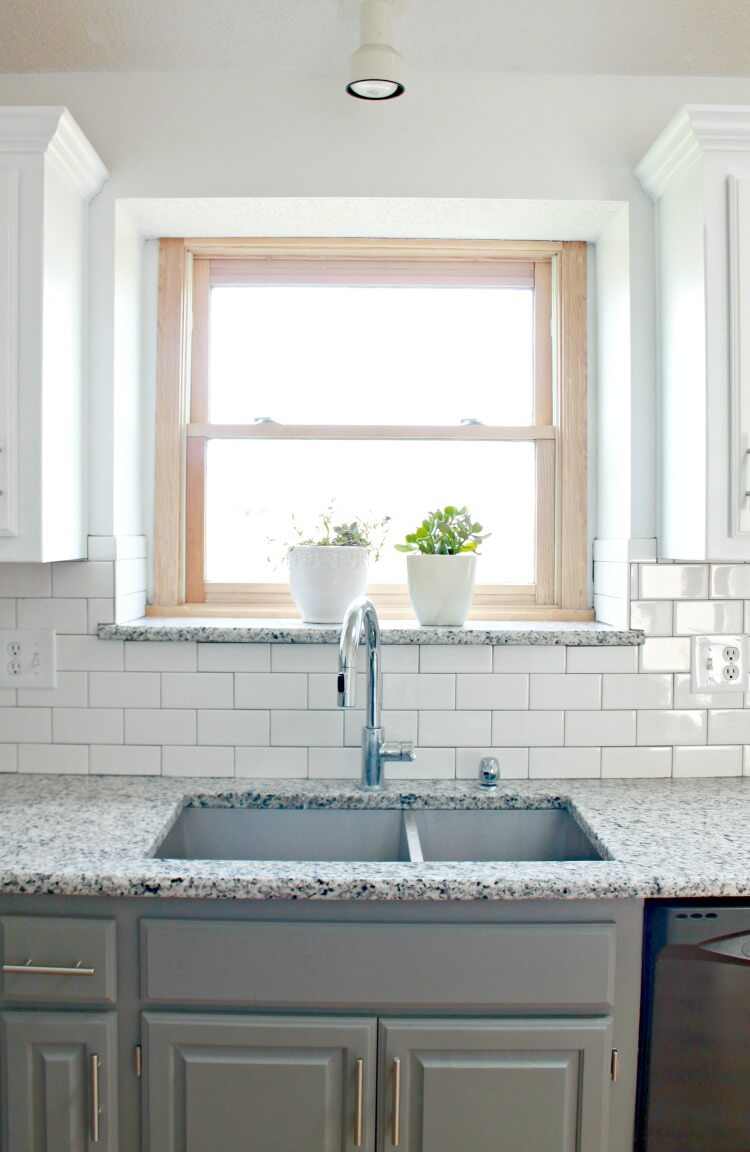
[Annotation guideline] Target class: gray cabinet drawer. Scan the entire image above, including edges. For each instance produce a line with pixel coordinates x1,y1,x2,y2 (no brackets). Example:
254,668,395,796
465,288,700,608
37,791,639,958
141,920,615,1011
0,916,117,1005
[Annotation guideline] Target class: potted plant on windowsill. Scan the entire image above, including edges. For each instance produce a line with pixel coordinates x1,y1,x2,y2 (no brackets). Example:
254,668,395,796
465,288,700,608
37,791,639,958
396,505,489,626
284,509,390,624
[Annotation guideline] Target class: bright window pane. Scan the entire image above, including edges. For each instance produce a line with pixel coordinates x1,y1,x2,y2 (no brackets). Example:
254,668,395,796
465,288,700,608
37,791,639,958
205,440,535,586
209,287,534,426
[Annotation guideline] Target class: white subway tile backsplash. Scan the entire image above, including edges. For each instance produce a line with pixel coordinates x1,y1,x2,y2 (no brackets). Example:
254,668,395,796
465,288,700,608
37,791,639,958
673,745,742,777
59,635,124,671
493,646,565,673
17,598,87,633
54,708,123,745
674,673,743,710
640,564,709,600
674,600,744,636
271,645,338,673
565,711,636,746
381,647,420,672
162,673,234,709
602,674,672,710
126,709,196,745
387,748,456,780
629,601,673,636
566,647,639,673
601,747,672,778
711,565,750,599
90,745,161,776
0,709,51,742
197,644,270,672
593,561,630,599
86,536,117,562
90,672,160,709
235,747,307,778
18,671,87,709
455,674,527,711
236,673,307,710
419,710,490,747
456,747,528,780
19,744,88,774
53,561,113,599
115,557,148,596
493,710,564,747
0,599,15,627
308,748,360,778
115,591,147,623
344,710,417,747
530,674,601,710
163,746,235,777
87,599,115,634
708,710,750,745
638,710,707,746
0,564,51,598
419,646,492,674
200,710,269,746
593,593,630,628
0,744,17,772
384,673,456,710
639,638,691,673
272,709,341,747
529,747,601,778
124,641,196,672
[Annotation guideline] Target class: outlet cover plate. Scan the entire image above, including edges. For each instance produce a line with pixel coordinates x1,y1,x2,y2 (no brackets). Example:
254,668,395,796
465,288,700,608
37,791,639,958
0,629,56,689
690,634,747,693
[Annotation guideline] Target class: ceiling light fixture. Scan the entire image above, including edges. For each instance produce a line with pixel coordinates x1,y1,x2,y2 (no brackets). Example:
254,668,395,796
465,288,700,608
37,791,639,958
347,0,405,101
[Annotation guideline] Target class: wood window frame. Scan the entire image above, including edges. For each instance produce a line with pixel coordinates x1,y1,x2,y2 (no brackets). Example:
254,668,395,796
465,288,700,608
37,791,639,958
152,237,590,621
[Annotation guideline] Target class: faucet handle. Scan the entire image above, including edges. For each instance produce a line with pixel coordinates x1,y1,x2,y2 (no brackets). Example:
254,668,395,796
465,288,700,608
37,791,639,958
380,741,416,763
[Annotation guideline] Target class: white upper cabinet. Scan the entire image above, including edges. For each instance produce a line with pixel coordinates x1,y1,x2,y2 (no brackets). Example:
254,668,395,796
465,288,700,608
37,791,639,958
0,107,107,562
638,105,750,561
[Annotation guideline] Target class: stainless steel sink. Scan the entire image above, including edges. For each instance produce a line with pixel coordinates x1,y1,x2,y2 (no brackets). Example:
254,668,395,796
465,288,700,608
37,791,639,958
155,805,604,863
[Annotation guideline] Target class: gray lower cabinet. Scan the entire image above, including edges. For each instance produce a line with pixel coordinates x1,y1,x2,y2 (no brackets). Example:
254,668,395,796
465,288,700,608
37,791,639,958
143,1013,378,1152
378,1018,613,1152
0,1010,118,1152
143,1013,612,1152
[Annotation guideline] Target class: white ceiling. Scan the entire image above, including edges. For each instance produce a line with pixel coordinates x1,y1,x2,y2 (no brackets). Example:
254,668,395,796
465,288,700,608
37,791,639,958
0,0,749,77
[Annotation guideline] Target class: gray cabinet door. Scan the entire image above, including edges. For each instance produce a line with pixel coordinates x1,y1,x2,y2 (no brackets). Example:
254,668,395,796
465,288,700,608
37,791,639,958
143,1012,377,1152
0,1010,118,1152
379,1017,613,1152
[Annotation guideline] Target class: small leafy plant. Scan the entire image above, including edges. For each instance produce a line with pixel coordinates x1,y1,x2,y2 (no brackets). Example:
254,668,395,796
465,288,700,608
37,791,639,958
395,505,489,555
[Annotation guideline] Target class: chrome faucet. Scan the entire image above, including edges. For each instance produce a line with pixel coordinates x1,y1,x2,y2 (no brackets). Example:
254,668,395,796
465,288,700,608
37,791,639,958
337,597,416,790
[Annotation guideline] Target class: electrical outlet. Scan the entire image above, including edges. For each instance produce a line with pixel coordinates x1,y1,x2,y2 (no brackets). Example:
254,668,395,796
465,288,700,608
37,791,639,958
690,635,747,693
0,630,56,689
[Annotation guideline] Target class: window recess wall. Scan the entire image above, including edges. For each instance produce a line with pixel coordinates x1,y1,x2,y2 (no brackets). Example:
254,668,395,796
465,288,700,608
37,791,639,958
152,238,589,620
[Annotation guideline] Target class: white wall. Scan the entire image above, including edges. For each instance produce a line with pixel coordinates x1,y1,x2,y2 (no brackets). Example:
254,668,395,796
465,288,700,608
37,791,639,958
2,69,750,546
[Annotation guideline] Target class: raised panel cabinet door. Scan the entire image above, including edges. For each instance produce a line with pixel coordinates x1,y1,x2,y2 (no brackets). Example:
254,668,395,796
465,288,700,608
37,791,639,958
378,1017,613,1152
0,1010,118,1152
143,1012,377,1152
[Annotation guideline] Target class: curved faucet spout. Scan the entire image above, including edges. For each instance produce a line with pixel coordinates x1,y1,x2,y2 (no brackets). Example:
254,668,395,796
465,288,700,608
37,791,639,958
337,597,415,790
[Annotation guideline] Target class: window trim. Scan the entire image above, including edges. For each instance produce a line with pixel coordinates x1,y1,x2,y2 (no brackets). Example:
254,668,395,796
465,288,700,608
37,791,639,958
152,237,590,620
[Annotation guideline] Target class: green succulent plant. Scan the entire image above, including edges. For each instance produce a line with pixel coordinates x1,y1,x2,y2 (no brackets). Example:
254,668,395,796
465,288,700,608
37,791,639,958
274,504,391,563
395,505,489,556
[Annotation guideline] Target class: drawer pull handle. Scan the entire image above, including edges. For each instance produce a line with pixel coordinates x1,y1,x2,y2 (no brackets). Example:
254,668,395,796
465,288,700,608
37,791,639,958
392,1057,401,1147
354,1058,364,1147
90,1053,101,1144
2,960,95,977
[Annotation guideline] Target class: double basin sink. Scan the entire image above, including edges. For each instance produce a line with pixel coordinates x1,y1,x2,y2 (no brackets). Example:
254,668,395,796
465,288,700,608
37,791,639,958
156,805,604,864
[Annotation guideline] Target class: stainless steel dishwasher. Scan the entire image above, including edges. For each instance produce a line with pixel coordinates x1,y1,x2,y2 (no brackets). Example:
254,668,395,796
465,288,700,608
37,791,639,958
638,903,750,1152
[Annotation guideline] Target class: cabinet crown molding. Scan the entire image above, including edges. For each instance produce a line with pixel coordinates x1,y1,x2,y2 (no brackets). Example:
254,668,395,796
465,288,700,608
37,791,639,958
0,106,107,202
637,104,750,201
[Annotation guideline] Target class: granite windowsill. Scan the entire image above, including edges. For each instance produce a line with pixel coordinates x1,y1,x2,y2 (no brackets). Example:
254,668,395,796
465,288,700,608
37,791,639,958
97,619,644,646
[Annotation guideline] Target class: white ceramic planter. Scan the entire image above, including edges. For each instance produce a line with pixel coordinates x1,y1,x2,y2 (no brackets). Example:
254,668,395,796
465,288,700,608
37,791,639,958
406,552,478,626
288,545,368,623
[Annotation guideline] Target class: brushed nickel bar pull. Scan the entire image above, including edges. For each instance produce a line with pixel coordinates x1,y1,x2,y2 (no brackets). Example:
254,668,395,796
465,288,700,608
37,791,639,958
90,1053,101,1144
392,1057,402,1146
2,960,95,977
611,1048,620,1083
354,1058,364,1147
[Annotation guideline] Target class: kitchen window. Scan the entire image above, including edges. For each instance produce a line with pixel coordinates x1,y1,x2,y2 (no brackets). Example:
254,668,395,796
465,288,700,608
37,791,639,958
152,238,588,619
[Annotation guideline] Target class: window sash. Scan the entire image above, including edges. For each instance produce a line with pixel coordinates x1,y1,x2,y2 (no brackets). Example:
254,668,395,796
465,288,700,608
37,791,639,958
152,238,589,620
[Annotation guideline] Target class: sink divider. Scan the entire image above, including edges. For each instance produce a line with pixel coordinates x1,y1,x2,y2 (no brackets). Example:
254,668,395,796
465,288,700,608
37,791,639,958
402,812,424,863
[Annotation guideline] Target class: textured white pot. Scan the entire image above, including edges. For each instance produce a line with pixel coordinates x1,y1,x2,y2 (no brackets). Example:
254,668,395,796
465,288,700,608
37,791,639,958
288,545,368,623
406,553,477,626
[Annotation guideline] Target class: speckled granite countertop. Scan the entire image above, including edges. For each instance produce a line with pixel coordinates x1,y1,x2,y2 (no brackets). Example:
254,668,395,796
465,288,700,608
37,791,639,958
98,619,643,646
0,775,748,902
